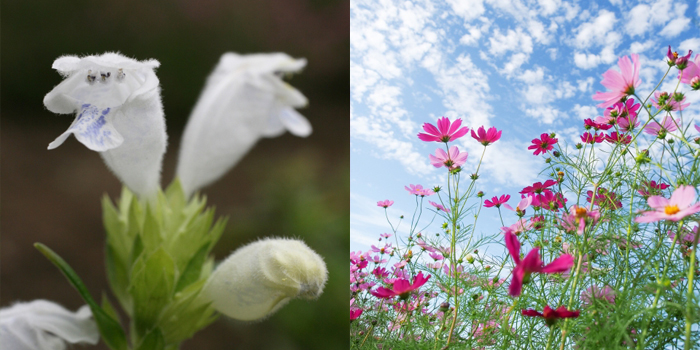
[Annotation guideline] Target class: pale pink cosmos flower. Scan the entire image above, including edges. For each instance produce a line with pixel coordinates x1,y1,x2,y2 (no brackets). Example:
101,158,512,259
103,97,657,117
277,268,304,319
501,218,532,236
617,114,640,132
471,126,502,146
405,184,433,196
635,185,700,223
377,199,394,208
581,285,616,307
429,146,468,170
503,195,533,216
679,54,699,84
418,117,469,143
429,200,450,213
592,54,641,108
505,231,574,296
559,205,601,235
643,116,679,137
696,124,700,133
651,92,690,111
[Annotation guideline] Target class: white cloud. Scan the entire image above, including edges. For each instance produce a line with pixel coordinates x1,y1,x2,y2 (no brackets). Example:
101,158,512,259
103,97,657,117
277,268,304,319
660,18,690,38
446,0,486,21
351,62,381,102
574,9,616,49
630,41,656,54
488,27,533,56
577,77,595,93
503,52,530,76
573,45,616,70
571,104,598,120
525,106,561,124
547,48,558,60
679,38,700,53
458,139,540,188
537,0,561,16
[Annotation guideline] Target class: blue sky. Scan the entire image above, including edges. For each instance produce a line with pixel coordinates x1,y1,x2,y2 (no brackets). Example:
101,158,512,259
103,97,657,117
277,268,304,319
350,0,700,254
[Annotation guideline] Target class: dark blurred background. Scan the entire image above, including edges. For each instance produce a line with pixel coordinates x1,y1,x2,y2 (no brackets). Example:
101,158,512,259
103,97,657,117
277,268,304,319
1,0,349,349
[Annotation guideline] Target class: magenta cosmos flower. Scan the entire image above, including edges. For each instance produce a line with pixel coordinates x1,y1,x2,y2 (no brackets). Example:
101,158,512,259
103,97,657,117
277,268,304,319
505,231,574,297
528,133,558,156
581,132,604,144
592,54,641,108
429,146,468,170
370,272,431,299
522,305,580,326
471,126,502,146
635,185,700,223
418,117,469,143
429,200,450,213
377,199,394,208
484,194,510,208
503,195,533,216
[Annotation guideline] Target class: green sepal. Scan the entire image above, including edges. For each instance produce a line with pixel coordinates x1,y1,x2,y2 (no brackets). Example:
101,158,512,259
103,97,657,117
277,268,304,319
174,243,210,293
129,247,177,337
34,243,129,350
101,293,121,326
158,279,218,343
135,328,165,350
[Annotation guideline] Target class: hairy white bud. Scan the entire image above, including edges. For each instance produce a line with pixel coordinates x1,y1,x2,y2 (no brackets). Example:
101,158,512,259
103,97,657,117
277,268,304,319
204,237,327,321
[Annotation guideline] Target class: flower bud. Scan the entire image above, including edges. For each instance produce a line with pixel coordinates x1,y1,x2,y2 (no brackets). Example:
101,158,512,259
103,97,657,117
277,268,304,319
466,254,475,264
204,238,327,321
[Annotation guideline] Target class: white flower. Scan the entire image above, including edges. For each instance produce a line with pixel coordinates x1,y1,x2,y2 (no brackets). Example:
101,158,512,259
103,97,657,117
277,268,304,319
176,52,312,197
43,52,167,198
0,300,99,350
203,237,327,321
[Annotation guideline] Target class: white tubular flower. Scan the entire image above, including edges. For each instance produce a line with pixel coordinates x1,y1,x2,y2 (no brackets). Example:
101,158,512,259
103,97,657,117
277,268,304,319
204,238,327,321
43,52,167,198
0,300,99,350
176,52,312,197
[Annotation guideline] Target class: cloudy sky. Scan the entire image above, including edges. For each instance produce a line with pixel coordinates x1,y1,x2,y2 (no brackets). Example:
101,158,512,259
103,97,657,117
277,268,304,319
350,0,700,253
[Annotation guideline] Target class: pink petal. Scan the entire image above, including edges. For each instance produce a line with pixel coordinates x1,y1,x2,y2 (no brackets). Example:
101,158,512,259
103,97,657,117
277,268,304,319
634,211,667,223
509,266,524,296
451,127,469,140
392,279,412,294
429,154,444,168
521,248,543,273
418,133,441,142
448,118,463,135
669,185,697,209
647,195,670,210
437,117,450,135
371,286,397,298
505,231,521,265
541,254,574,273
423,122,439,136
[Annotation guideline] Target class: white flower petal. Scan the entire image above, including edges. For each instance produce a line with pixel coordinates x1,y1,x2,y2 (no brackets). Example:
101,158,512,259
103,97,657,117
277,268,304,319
176,52,311,197
44,52,167,198
204,238,327,321
0,300,99,350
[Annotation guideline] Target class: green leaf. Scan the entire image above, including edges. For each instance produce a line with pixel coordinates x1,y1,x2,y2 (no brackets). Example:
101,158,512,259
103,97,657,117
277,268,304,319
141,206,163,253
105,242,131,315
34,243,129,350
174,243,210,293
135,327,165,350
101,293,121,325
129,248,176,337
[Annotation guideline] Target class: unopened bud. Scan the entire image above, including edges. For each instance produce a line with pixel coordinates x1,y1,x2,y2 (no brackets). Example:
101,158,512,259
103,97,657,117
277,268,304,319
204,238,327,321
466,254,475,264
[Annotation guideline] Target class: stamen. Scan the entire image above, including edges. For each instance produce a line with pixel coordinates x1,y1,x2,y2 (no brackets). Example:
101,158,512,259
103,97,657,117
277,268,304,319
86,70,96,84
116,68,125,80
664,204,680,215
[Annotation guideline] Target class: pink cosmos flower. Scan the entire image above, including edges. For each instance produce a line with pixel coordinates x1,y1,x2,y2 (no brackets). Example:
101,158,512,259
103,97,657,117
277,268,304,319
559,205,601,235
605,99,640,120
377,199,394,208
618,114,640,132
405,184,434,197
379,232,392,239
679,54,700,81
635,185,700,223
505,231,574,296
584,118,613,131
429,200,450,213
581,132,604,144
673,49,694,70
696,124,700,133
371,243,393,255
429,146,468,170
586,188,622,210
501,218,532,236
520,180,557,195
429,252,444,261
484,194,510,208
592,54,641,108
644,116,679,137
528,133,558,156
522,305,580,326
637,180,670,197
418,117,469,143
581,285,616,306
668,226,699,257
370,272,431,299
604,131,631,145
535,191,566,212
651,92,690,111
350,308,363,321
503,195,533,216
471,126,502,146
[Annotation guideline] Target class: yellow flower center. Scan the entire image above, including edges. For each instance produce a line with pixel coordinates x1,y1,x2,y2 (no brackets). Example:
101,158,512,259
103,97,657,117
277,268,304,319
664,204,680,215
575,207,588,219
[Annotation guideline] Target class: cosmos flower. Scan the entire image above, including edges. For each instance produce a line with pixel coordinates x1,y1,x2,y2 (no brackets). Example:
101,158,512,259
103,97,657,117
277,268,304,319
503,195,533,216
580,132,604,144
377,200,394,208
429,200,451,213
484,194,510,208
370,272,431,300
471,126,502,146
528,133,558,156
635,185,700,223
592,54,641,108
429,146,468,170
559,205,601,235
581,285,616,307
505,231,574,297
521,305,580,326
417,117,469,143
